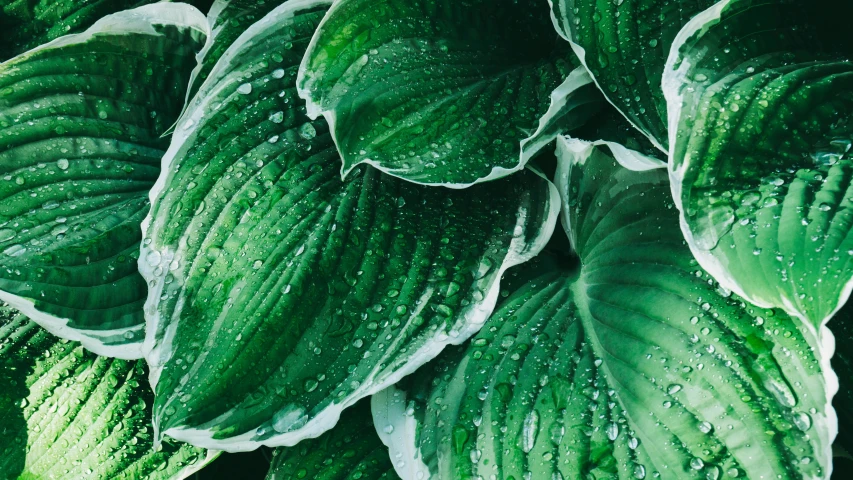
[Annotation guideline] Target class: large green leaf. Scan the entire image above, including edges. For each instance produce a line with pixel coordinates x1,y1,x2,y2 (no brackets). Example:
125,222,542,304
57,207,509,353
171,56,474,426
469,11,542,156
265,399,398,480
0,0,214,61
141,0,559,451
0,304,217,479
372,137,835,480
549,0,717,150
0,4,207,359
296,0,602,187
664,0,853,331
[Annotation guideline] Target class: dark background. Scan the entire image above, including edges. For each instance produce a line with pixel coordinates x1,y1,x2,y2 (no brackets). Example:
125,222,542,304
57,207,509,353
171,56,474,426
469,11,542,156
194,450,853,479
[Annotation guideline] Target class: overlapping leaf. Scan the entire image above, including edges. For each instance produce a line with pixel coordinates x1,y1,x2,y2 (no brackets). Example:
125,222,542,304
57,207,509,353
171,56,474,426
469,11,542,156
664,0,853,330
372,137,835,480
266,400,398,480
0,4,207,358
141,0,559,451
0,304,216,480
550,0,716,150
296,0,602,187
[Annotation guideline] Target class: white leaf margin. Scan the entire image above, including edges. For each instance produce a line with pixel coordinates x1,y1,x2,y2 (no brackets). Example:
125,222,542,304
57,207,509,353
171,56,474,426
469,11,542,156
140,0,562,452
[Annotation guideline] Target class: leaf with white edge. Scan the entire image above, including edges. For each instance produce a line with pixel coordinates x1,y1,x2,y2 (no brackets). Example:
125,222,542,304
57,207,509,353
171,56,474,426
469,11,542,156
0,304,217,480
0,0,213,61
141,0,559,452
266,399,399,480
372,137,836,480
549,0,717,150
296,0,602,187
664,0,853,331
188,0,292,97
0,4,208,359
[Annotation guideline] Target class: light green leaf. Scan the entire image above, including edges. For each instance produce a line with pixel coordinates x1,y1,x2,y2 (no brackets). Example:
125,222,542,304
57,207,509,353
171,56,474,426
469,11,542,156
296,0,602,187
0,0,214,61
549,0,717,150
266,400,399,480
141,0,559,451
372,137,835,480
0,304,217,480
664,0,853,331
0,4,207,359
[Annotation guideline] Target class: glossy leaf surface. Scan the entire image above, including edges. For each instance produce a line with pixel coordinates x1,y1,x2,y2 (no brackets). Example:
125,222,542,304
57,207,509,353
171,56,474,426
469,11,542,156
142,0,559,451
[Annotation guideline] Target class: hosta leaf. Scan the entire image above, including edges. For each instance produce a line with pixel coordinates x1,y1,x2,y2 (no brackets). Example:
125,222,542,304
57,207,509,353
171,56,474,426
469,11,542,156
296,0,602,187
0,0,214,61
266,400,398,480
372,137,835,480
0,304,217,479
664,0,853,330
187,0,291,97
0,4,207,359
141,0,559,451
549,0,716,150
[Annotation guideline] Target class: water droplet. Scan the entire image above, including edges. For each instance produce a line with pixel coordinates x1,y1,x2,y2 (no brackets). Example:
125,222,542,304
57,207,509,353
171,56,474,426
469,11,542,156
237,83,253,95
272,404,307,433
521,410,539,453
605,422,619,441
0,229,16,242
269,111,284,124
689,457,704,470
298,123,316,140
56,158,70,170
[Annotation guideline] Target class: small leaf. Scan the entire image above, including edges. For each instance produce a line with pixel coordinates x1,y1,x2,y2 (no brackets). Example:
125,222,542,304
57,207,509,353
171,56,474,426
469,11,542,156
297,0,601,186
0,3,208,358
142,0,559,451
0,304,217,479
372,137,835,480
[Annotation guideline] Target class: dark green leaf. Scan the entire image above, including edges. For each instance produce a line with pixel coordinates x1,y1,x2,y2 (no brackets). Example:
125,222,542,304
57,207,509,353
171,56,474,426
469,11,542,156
265,400,398,480
0,4,207,358
550,0,717,150
141,0,559,451
296,0,601,186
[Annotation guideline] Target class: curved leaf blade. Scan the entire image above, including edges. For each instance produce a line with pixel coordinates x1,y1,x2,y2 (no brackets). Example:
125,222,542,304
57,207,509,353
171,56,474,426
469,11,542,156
296,0,601,187
141,0,559,451
187,0,291,97
664,0,853,330
549,0,717,151
0,304,216,479
0,3,208,359
0,0,212,61
266,400,398,480
373,138,835,480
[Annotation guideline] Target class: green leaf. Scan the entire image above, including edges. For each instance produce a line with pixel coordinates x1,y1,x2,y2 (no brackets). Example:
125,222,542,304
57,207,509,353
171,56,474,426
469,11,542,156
141,0,559,451
187,0,291,98
0,4,207,359
0,0,214,61
296,0,602,187
372,137,835,480
0,304,217,479
265,400,398,480
664,0,853,331
549,0,717,150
